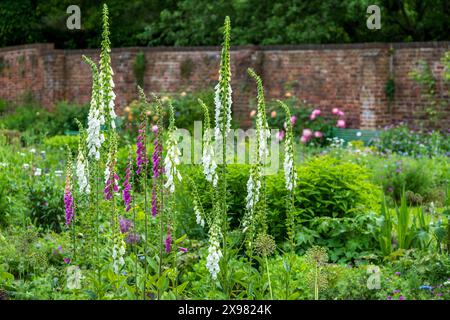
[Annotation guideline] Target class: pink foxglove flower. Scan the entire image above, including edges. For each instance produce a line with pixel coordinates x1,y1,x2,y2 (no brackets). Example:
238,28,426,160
104,159,119,201
165,225,172,253
122,156,132,211
135,120,148,175
64,179,74,226
151,125,163,216
64,159,74,227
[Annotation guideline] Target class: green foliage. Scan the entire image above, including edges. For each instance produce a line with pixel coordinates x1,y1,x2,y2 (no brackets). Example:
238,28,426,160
0,102,89,145
167,91,215,133
371,155,447,204
374,124,450,158
1,1,448,48
43,135,79,154
28,176,64,232
294,155,380,219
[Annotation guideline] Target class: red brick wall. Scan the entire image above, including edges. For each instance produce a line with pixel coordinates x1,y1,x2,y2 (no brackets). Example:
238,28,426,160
0,42,448,129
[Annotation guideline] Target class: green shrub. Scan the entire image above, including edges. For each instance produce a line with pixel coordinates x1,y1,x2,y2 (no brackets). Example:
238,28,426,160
294,155,380,219
0,102,89,143
372,156,442,204
374,124,450,157
43,135,79,154
28,176,64,232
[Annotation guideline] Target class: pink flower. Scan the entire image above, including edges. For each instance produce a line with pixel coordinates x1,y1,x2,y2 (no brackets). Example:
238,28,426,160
290,115,297,126
337,110,345,117
276,130,285,141
271,111,277,118
310,113,316,120
151,125,158,133
302,129,313,138
300,136,308,144
165,225,172,253
314,131,323,138
312,109,321,116
332,108,340,115
336,120,346,128
179,247,188,253
250,110,256,117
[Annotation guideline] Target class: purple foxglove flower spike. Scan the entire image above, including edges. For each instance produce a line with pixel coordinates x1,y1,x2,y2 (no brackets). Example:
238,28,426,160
165,225,172,253
64,173,74,226
136,120,148,175
122,156,132,211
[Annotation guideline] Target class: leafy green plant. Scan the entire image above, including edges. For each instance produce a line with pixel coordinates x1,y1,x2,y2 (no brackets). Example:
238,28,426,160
378,194,393,256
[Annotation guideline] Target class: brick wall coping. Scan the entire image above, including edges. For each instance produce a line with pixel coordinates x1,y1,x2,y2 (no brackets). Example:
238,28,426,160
1,41,448,54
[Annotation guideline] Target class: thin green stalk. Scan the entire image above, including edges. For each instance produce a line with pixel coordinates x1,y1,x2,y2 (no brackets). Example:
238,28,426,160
314,263,319,300
95,161,101,297
265,255,273,300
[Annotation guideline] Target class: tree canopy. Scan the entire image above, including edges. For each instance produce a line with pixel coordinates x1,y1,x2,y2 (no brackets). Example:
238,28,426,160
0,0,448,48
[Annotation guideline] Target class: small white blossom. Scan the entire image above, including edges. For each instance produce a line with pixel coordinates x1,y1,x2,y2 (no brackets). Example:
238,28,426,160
112,237,126,274
206,223,222,280
34,168,42,176
76,148,90,194
164,132,182,193
66,266,83,290
194,201,205,228
202,129,218,187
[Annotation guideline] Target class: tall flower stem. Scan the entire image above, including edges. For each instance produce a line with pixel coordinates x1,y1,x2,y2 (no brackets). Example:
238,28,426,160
95,161,101,297
265,255,273,300
143,122,148,300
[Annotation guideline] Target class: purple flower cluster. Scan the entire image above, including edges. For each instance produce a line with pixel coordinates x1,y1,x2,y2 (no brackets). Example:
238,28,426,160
136,121,148,175
64,176,74,226
104,162,119,201
151,125,163,217
119,216,133,233
165,225,172,253
122,158,132,211
126,232,141,244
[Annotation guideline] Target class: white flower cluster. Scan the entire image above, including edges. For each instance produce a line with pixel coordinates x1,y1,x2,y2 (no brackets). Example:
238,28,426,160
100,65,117,129
206,223,222,280
213,79,232,142
86,83,105,160
66,266,83,290
243,167,261,232
112,237,126,274
164,133,182,193
194,200,205,228
256,118,270,161
202,129,218,187
283,132,297,192
76,148,90,194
